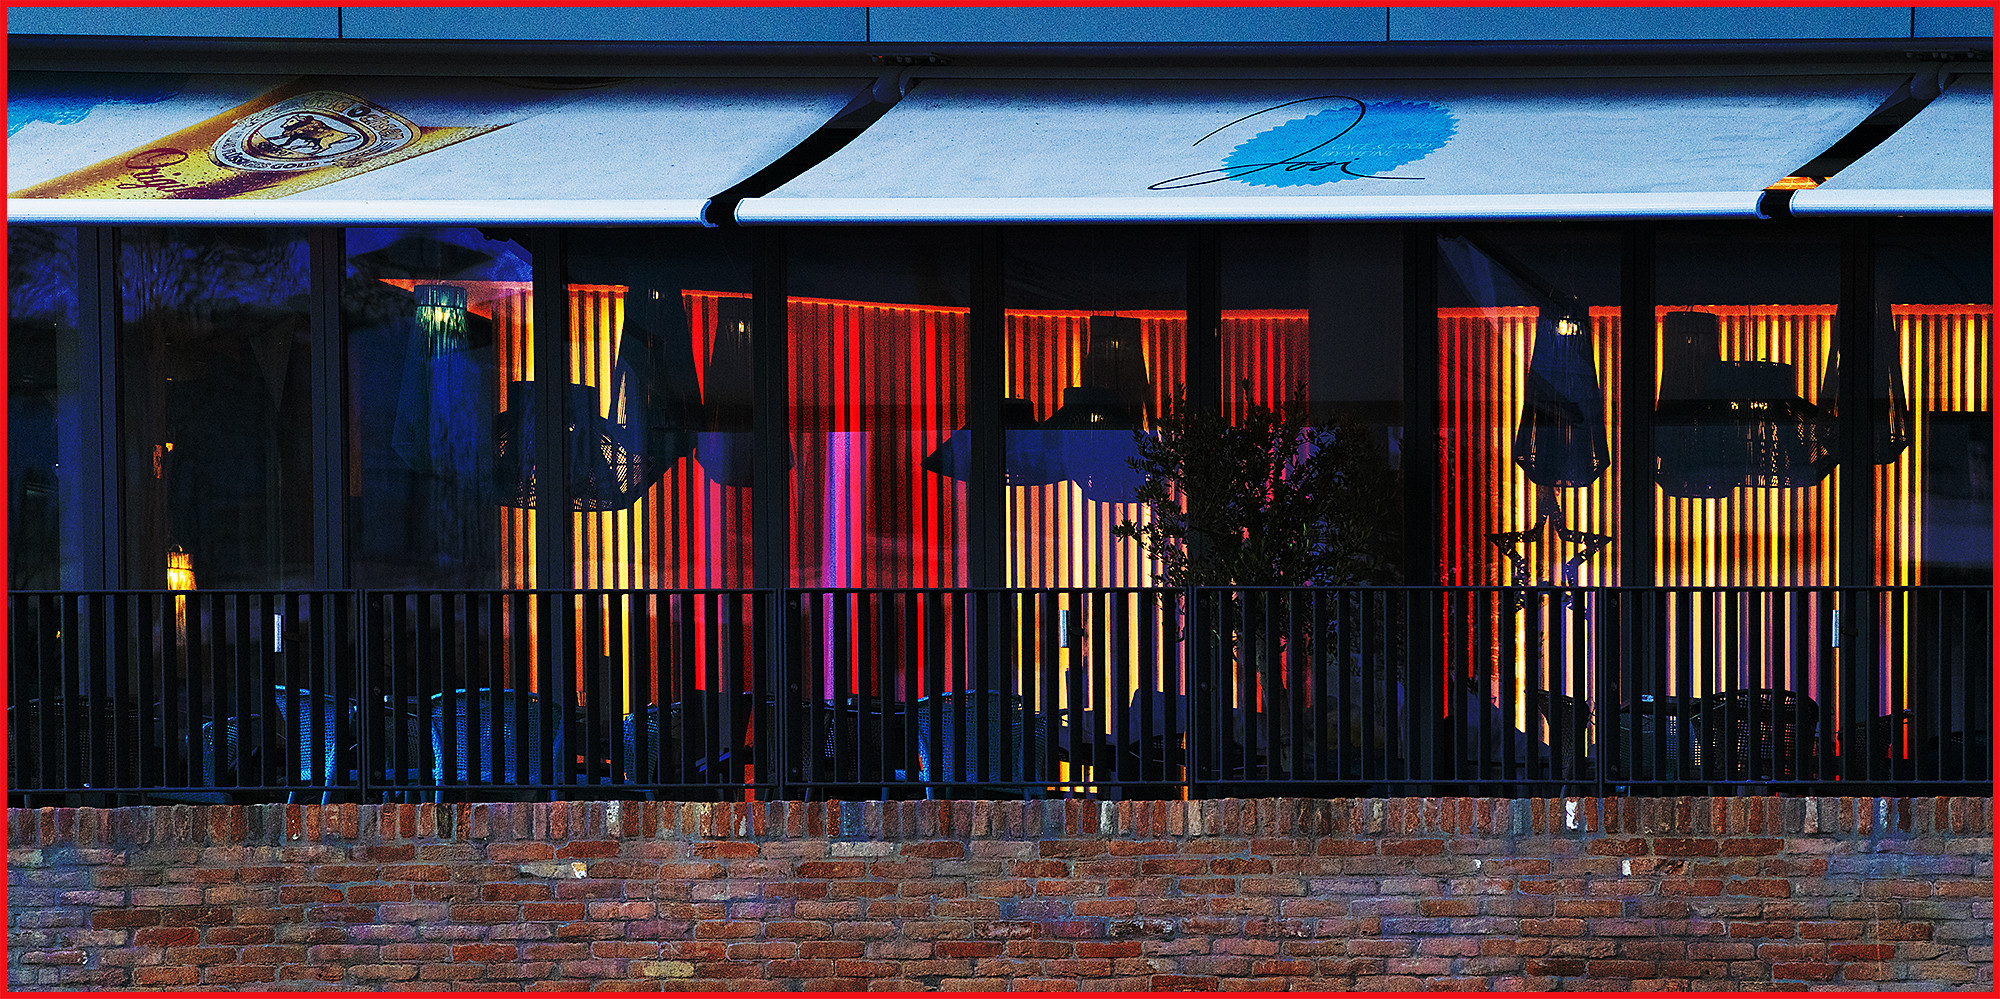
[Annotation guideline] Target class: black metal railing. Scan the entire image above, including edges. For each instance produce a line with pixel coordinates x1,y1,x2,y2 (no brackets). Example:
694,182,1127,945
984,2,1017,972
7,585,1990,804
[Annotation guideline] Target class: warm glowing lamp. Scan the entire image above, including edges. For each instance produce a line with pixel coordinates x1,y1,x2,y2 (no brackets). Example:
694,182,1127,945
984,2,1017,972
165,544,196,591
413,283,469,357
1512,313,1610,489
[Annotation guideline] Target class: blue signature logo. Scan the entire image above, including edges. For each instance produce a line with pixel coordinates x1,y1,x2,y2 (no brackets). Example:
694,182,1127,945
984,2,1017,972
1151,96,1456,190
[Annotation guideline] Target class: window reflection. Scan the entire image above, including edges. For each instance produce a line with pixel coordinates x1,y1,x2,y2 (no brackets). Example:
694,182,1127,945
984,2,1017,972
345,227,528,588
7,227,81,589
1654,224,1841,588
1003,228,1184,588
121,227,313,588
1873,218,1992,586
791,228,970,589
1435,227,1621,591
1221,224,1406,582
566,229,755,590
1434,226,1620,734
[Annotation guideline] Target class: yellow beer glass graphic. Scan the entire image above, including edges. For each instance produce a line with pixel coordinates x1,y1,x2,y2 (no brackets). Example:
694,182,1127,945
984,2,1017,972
11,77,582,200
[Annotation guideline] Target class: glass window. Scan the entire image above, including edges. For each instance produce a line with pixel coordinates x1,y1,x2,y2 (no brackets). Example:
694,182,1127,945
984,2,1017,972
1220,224,1406,583
1003,227,1184,588
344,227,529,589
566,229,756,590
7,227,83,589
1873,218,1992,586
1871,218,1991,774
1654,222,1842,588
1436,225,1622,590
121,227,313,589
1434,225,1621,740
790,228,971,589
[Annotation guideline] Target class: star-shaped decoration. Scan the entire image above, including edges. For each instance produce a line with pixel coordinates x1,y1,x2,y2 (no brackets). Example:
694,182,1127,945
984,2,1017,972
1487,495,1612,609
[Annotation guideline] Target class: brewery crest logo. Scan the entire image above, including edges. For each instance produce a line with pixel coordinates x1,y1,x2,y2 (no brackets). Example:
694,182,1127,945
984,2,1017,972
213,91,418,172
1152,96,1456,190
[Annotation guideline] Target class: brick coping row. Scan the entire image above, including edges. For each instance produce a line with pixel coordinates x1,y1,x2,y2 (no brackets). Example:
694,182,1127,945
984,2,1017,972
9,796,1992,847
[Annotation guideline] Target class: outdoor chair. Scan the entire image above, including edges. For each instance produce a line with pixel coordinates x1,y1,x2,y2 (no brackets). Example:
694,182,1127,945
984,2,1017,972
621,690,753,789
270,686,352,804
913,691,1047,797
1697,688,1820,784
428,689,564,800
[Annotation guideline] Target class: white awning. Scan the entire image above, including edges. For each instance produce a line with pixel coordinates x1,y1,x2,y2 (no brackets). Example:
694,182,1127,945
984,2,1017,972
737,74,1906,223
1790,73,1993,216
7,74,869,225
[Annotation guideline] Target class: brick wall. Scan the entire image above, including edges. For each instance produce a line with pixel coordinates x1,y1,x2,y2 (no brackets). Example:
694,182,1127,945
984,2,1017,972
7,797,1991,991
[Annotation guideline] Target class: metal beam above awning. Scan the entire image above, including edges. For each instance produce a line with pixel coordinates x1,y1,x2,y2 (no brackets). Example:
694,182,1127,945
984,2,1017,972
1789,73,1993,216
7,73,871,225
737,73,1911,224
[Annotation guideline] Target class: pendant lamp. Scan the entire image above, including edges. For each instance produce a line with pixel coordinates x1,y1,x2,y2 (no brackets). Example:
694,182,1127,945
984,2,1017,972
1653,310,1743,498
493,298,698,511
694,296,792,488
1512,314,1609,489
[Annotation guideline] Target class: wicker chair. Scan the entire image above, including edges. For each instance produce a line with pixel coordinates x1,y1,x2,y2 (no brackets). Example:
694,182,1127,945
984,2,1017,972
913,691,1047,796
428,689,564,798
1697,688,1820,783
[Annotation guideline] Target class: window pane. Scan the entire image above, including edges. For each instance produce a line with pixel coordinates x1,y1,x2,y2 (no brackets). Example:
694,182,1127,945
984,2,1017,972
1654,222,1841,587
1003,227,1184,588
344,227,530,588
790,228,970,588
7,226,82,589
1220,224,1406,584
1874,218,1991,586
1435,226,1621,735
1437,226,1622,590
566,229,755,590
121,227,313,588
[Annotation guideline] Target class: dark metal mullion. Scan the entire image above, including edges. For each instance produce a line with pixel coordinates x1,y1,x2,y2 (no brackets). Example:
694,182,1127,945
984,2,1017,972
1405,224,1442,788
1187,226,1221,415
1405,222,1439,586
84,227,122,589
530,232,570,795
310,227,348,591
1620,222,1656,589
969,229,1005,590
1837,220,1878,789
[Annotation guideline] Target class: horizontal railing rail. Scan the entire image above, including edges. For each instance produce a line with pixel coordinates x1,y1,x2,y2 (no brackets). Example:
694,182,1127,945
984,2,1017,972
8,585,1990,803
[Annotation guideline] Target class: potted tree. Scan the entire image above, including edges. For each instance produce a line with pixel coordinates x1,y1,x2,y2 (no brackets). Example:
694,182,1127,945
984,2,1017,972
1113,384,1402,780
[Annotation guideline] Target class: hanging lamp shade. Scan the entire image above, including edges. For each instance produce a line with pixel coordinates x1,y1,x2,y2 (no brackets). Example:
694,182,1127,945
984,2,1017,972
922,314,1154,501
1813,298,1913,468
1721,359,1828,488
165,544,197,591
1048,315,1154,503
1653,310,1744,498
694,296,792,488
492,309,698,511
921,398,1067,487
1512,314,1610,489
413,283,469,357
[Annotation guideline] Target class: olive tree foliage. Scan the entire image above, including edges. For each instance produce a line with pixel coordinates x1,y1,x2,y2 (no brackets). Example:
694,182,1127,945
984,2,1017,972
1112,384,1400,589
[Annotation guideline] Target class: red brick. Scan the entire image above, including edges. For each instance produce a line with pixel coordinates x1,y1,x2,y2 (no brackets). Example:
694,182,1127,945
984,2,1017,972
483,883,555,902
1727,879,1791,898
1654,839,1721,857
1720,838,1784,856
135,966,200,986
89,910,160,929
134,927,199,947
202,963,279,985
